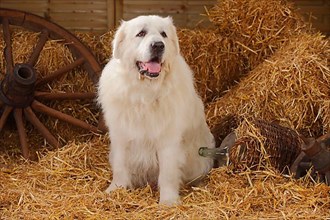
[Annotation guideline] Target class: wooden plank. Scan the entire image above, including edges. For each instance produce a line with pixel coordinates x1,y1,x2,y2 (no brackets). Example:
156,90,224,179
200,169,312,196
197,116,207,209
122,0,216,28
50,14,107,22
123,0,216,27
0,0,48,17
107,0,115,29
48,0,108,32
115,0,124,26
290,0,325,5
123,6,185,14
49,2,107,12
125,0,185,4
187,0,217,6
122,6,198,13
296,7,330,14
122,12,188,27
291,0,330,34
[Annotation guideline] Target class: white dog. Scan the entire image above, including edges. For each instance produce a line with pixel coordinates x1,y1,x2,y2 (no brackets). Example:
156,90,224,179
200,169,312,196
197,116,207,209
97,15,215,205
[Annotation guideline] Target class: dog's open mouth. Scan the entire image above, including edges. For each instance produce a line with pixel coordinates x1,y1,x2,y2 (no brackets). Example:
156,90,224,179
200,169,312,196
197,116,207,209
136,57,162,79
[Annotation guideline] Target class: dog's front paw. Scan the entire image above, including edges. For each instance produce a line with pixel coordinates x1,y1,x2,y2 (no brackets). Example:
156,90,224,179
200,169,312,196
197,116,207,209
159,190,181,206
159,198,181,206
104,182,126,193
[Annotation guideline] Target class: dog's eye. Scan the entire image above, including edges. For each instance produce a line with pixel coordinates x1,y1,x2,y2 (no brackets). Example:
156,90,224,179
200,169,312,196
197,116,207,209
161,31,167,38
136,30,146,37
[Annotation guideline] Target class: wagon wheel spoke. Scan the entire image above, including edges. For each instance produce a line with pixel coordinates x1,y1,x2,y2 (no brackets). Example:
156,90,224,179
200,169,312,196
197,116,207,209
31,100,100,134
2,17,14,75
13,108,29,158
36,57,85,87
0,106,13,132
28,29,49,66
34,91,96,101
23,106,61,148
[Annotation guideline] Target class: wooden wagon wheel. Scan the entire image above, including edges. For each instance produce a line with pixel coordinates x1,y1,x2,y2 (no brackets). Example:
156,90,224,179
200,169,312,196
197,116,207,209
0,8,104,159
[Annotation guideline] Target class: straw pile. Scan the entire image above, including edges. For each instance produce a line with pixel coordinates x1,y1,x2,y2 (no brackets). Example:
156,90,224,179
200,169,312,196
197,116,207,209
208,0,310,70
76,31,115,66
206,32,330,138
178,29,245,102
1,137,329,219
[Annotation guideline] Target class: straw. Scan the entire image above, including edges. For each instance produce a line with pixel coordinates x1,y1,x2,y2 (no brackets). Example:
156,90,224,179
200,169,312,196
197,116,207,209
206,32,330,138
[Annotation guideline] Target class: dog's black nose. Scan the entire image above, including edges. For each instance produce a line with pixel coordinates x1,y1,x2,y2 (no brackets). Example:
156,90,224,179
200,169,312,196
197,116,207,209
151,41,165,52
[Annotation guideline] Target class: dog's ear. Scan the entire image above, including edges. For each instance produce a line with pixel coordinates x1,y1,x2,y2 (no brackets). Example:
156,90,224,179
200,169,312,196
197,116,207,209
165,16,180,55
112,20,126,59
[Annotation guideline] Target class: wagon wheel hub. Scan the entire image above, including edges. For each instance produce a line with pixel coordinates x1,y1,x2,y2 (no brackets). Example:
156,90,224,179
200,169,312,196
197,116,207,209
0,64,36,108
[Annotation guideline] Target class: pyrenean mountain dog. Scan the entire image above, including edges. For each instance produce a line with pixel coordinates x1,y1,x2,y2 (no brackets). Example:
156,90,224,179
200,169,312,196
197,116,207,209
97,15,215,205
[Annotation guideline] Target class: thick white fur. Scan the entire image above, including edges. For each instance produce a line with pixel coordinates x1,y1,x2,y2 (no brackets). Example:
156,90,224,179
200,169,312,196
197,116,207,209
97,15,214,205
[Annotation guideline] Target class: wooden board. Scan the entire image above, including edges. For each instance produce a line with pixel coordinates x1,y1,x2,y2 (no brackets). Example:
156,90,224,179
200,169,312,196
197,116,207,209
291,0,330,34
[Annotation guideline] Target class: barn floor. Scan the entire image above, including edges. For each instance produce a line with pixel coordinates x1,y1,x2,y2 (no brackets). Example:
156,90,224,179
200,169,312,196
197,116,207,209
0,135,329,219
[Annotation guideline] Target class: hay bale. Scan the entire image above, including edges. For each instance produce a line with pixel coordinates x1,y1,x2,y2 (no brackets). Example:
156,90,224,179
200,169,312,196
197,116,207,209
98,31,115,63
76,31,115,66
208,0,310,70
178,29,245,102
206,32,330,137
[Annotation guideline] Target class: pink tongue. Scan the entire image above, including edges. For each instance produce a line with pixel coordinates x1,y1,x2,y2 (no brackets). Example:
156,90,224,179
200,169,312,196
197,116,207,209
144,62,161,73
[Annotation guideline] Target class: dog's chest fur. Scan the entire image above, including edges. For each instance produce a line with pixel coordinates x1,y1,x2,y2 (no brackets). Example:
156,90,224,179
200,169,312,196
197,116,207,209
111,78,184,140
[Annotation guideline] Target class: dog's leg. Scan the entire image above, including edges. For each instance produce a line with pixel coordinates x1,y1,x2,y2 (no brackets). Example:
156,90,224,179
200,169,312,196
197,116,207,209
105,140,131,193
157,141,185,205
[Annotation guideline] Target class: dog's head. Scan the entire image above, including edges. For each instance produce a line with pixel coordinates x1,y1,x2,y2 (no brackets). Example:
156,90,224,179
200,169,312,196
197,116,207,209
112,15,180,80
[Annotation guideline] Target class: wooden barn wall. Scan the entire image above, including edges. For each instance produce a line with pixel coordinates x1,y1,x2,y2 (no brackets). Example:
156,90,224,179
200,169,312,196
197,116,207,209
292,0,330,34
0,0,329,34
0,0,48,17
48,0,109,32
122,0,216,28
0,0,116,33
0,0,216,32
